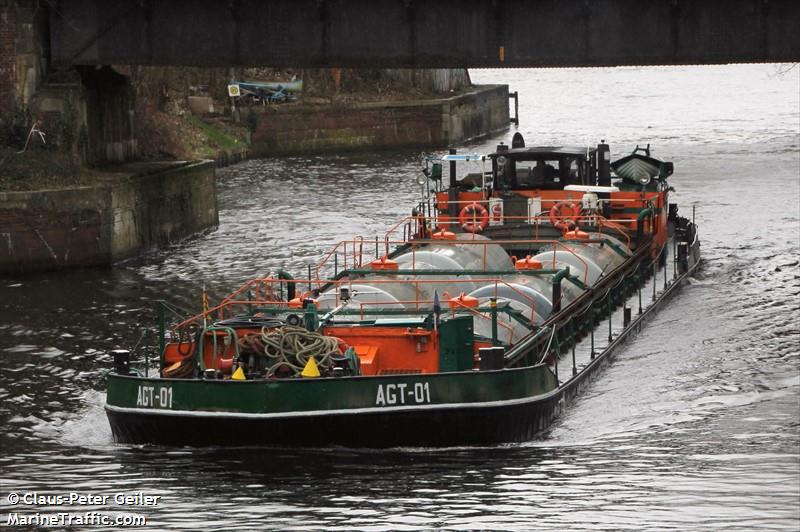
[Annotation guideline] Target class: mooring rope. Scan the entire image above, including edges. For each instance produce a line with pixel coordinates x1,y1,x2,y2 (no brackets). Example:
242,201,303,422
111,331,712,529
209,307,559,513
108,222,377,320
234,326,342,377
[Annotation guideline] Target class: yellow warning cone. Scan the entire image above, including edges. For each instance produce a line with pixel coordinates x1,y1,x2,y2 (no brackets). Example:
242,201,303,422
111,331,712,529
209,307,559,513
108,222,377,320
301,357,320,378
231,366,246,380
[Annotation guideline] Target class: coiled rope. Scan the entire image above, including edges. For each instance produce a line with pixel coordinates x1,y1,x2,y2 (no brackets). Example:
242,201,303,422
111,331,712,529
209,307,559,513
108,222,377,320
238,326,341,378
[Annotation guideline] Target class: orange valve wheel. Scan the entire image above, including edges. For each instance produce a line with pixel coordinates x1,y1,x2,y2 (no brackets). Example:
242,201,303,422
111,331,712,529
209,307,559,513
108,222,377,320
458,202,490,233
549,201,580,231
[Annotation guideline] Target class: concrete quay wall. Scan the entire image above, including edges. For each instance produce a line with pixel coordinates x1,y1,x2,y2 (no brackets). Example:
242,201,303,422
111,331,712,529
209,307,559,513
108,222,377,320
248,84,509,156
0,161,217,272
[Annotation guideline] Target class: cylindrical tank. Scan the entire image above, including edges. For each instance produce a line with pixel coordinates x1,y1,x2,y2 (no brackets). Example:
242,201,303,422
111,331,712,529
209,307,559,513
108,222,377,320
470,297,541,345
537,241,626,278
317,278,423,313
466,259,585,324
391,259,479,298
533,249,604,286
318,232,617,332
468,277,553,321
581,241,626,270
330,233,512,306
317,266,486,316
585,232,632,258
394,233,512,273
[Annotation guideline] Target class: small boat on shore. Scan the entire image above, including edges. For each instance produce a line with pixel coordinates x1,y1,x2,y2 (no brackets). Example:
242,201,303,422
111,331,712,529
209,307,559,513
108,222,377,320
230,79,302,104
105,135,700,448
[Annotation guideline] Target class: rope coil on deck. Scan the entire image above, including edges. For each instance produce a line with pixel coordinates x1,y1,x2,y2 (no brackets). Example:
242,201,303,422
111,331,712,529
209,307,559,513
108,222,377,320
238,326,341,377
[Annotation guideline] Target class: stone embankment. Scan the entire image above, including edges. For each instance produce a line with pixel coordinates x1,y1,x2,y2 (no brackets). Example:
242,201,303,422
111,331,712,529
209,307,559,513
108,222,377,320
246,85,509,156
0,161,217,272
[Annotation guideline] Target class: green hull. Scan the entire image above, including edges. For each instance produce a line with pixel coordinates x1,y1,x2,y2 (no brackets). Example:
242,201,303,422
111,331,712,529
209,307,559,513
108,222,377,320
106,365,560,447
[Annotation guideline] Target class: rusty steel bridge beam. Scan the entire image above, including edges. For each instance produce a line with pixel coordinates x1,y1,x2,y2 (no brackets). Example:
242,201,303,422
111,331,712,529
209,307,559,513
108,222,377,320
50,0,800,67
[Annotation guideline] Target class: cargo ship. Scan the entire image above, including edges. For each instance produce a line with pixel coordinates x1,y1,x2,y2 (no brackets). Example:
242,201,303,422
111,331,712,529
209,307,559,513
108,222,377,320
105,134,700,447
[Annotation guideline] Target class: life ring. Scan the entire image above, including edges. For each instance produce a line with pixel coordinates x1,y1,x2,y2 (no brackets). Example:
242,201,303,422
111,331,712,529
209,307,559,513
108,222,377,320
549,201,580,231
458,202,490,233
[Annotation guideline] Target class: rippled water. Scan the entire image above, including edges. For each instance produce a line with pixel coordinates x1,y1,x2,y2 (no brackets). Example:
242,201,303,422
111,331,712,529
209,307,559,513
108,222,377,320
1,64,798,530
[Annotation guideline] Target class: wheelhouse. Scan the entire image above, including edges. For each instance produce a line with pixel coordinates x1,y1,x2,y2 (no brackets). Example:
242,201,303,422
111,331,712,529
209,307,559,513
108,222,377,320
425,135,676,262
491,145,597,191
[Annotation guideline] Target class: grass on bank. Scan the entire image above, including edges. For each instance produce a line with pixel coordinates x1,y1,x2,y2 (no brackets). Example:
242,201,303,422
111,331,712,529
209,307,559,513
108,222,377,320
0,111,249,191
183,115,247,156
0,147,82,191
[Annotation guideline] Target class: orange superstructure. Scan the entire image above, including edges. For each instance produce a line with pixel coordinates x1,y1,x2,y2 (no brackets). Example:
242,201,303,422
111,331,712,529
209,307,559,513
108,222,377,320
426,138,673,258
324,326,439,375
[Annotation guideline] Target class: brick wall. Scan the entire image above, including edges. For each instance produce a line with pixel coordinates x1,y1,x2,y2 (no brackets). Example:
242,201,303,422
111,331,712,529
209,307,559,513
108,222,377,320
0,3,17,112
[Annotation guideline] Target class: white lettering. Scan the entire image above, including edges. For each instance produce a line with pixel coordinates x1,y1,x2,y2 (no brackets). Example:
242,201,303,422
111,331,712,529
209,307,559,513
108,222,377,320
23,493,65,505
67,493,108,505
396,383,407,404
136,385,172,409
375,385,385,405
375,382,432,407
114,492,161,506
386,384,397,404
414,383,424,403
137,386,152,407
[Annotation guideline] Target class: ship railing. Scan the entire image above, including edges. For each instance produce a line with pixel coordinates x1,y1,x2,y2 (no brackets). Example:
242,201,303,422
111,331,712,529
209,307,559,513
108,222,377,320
383,214,433,244
597,218,634,248
318,201,642,280
311,237,370,280
170,276,304,335
327,299,535,337
381,206,640,247
316,237,603,290
392,238,588,284
402,195,645,227
350,298,521,343
170,235,599,336
178,292,531,346
326,276,540,320
169,275,548,337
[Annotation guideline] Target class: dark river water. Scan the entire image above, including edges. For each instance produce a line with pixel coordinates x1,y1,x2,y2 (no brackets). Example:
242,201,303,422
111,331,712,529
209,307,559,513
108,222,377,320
1,65,798,530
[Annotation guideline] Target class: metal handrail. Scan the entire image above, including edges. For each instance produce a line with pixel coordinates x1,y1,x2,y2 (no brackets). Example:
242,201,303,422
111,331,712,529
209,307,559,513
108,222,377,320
171,274,549,333
175,221,643,334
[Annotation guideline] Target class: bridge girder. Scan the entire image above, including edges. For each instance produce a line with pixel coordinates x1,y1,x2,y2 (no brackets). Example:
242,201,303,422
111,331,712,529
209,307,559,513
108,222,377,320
51,0,800,67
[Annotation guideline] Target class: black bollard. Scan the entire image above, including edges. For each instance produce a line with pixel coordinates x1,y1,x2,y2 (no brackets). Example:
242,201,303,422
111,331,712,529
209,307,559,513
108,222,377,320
112,349,131,375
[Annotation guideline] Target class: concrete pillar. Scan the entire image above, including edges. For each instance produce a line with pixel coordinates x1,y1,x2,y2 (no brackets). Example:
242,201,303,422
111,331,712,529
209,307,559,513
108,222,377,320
80,66,138,164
